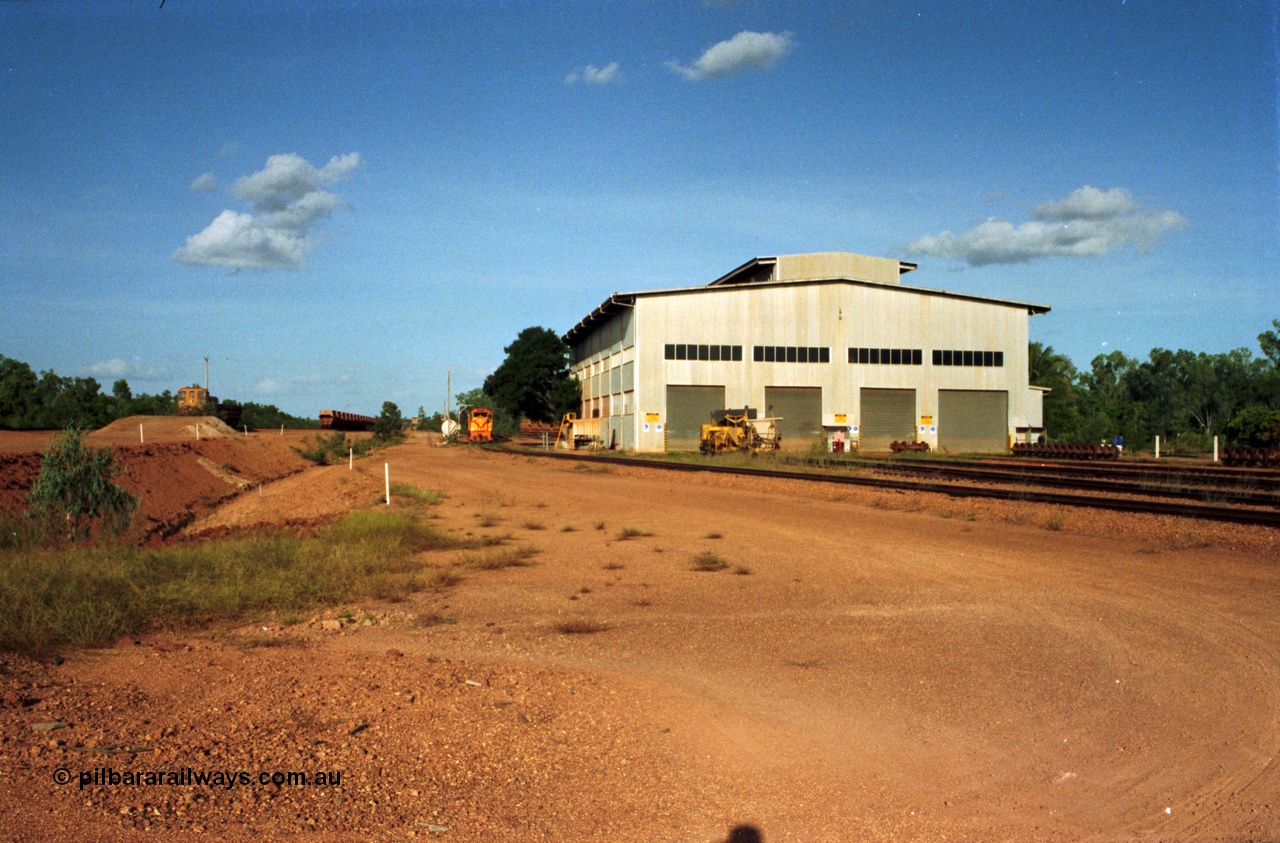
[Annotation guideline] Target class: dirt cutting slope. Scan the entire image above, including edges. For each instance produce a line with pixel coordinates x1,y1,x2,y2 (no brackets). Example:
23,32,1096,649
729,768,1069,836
0,420,314,540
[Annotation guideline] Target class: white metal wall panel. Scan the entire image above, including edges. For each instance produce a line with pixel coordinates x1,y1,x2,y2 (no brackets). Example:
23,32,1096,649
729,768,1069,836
938,390,1008,453
860,388,916,450
665,385,725,451
764,386,822,449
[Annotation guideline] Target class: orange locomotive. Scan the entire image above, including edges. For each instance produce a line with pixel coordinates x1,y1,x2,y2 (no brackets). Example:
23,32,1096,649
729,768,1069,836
468,408,493,442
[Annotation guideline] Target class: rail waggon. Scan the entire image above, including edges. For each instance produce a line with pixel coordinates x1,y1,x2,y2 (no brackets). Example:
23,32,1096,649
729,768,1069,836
319,410,377,432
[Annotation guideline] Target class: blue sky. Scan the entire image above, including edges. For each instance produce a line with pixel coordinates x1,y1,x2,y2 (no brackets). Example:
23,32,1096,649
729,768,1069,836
2,1,1276,418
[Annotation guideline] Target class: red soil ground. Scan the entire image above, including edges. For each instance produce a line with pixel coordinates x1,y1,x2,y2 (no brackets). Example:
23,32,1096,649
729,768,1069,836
1,428,1279,841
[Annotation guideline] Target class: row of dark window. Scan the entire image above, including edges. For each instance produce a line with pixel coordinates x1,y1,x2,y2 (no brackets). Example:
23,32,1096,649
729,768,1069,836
753,346,831,363
664,343,744,361
933,349,1004,367
665,344,1004,368
848,348,924,366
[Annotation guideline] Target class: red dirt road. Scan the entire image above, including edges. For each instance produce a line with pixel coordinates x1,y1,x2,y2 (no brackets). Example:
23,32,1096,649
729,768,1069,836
3,437,1280,841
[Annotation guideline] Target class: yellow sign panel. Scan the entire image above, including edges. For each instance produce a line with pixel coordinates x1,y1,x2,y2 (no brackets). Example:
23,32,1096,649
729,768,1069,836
645,413,660,423
920,415,934,425
834,414,847,424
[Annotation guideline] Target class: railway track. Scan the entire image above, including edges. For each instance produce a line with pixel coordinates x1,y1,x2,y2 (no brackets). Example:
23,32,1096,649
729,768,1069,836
783,455,1280,507
508,448,1280,528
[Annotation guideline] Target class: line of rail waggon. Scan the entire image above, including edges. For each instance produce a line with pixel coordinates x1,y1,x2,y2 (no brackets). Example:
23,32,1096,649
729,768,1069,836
319,410,376,432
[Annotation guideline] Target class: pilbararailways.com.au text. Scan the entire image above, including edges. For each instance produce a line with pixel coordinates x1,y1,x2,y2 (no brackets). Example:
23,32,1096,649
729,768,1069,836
54,767,343,790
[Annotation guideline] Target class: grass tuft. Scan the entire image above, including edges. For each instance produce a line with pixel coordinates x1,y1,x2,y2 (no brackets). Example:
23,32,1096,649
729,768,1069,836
554,618,610,635
459,546,541,570
572,462,612,474
615,527,653,541
389,483,447,505
689,551,729,572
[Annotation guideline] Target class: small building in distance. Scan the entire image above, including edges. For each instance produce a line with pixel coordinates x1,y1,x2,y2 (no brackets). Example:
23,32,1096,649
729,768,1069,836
562,251,1050,453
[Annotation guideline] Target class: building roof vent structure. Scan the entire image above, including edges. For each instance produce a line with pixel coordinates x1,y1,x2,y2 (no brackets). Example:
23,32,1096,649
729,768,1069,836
708,252,917,288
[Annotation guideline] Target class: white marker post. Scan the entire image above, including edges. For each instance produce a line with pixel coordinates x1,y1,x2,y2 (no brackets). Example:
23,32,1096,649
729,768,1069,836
243,424,249,437
1213,435,1219,463
196,424,200,441
139,424,144,444
384,463,390,505
349,447,353,470
1155,435,1161,459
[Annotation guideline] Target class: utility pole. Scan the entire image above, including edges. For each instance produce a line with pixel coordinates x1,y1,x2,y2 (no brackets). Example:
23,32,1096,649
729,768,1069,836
204,356,209,392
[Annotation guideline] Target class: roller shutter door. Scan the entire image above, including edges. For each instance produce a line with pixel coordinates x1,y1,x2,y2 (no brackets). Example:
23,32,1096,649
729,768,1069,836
859,388,915,451
665,385,725,451
939,390,1008,453
765,386,822,450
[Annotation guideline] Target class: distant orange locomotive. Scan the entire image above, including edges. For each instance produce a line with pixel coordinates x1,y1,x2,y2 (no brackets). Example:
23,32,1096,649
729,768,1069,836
176,386,242,427
467,408,493,442
176,385,213,415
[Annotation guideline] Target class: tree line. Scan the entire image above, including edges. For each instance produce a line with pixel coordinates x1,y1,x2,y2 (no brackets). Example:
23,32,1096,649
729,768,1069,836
0,355,318,430
1032,320,1280,451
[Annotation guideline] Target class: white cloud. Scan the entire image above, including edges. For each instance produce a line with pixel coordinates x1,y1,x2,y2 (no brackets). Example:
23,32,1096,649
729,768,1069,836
666,30,793,81
230,153,360,211
565,62,620,85
255,378,286,395
81,358,166,382
906,186,1189,267
189,172,217,192
174,152,360,270
1031,186,1140,221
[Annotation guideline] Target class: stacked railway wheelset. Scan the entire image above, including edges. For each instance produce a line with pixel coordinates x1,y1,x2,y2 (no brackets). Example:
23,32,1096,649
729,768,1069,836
1011,442,1121,460
1220,446,1280,467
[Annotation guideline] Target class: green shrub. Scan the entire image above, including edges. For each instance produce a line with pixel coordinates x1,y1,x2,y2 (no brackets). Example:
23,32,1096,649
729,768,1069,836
1225,405,1280,447
372,401,405,442
292,431,382,465
26,426,139,543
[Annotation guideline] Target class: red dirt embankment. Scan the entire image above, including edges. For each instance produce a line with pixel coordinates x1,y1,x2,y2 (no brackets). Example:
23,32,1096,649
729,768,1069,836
0,417,315,540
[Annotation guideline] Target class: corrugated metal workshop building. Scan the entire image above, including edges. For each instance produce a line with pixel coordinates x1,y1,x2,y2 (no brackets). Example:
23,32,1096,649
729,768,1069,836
562,252,1050,453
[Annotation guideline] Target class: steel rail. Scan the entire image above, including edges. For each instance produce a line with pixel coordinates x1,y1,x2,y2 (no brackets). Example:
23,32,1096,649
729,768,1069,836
507,448,1280,528
781,457,1280,507
798,454,1280,492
